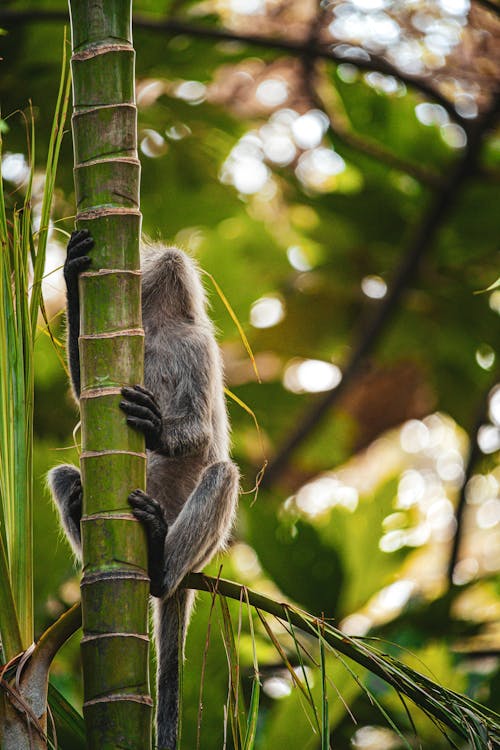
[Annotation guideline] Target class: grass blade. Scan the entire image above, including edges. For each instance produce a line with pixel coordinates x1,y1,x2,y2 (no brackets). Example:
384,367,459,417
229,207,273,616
319,635,329,750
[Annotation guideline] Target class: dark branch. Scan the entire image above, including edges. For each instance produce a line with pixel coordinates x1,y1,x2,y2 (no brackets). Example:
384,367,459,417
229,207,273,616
326,115,443,188
305,52,444,188
0,9,464,124
262,100,499,490
446,374,498,585
474,0,500,17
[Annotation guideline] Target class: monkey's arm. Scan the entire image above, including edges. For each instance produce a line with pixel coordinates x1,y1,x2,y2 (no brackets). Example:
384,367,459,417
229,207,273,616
129,460,239,598
64,230,93,399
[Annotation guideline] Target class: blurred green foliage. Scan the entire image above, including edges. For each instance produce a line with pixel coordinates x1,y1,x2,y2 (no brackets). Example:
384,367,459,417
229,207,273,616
1,1,499,747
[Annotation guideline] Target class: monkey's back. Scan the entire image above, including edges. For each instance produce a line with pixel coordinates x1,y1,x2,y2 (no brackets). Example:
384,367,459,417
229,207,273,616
140,243,232,525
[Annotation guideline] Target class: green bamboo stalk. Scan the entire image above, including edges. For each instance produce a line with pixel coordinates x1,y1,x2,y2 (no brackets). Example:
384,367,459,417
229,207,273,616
68,2,152,747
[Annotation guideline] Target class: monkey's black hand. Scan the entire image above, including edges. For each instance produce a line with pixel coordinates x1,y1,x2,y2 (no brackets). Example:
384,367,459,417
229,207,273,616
64,229,93,290
128,489,168,597
120,385,163,452
68,478,83,530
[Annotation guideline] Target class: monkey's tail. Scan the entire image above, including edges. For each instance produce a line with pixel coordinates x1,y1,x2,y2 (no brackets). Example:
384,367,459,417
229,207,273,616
154,589,195,750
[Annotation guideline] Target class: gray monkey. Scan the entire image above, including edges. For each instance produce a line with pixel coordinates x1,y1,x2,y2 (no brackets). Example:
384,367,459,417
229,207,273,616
48,230,239,750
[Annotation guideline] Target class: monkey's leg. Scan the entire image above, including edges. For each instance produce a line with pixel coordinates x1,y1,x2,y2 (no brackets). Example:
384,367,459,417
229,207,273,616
164,461,238,592
47,464,83,557
130,461,238,597
153,589,195,750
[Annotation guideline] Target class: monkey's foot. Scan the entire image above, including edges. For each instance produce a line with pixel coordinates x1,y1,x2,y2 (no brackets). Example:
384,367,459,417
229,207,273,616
64,229,93,286
128,489,168,597
120,385,163,452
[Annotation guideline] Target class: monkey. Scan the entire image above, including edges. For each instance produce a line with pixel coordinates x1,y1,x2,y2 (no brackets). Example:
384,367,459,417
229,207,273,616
48,229,239,750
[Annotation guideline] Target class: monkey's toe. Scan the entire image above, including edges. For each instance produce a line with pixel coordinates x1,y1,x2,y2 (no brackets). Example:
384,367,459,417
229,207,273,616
128,490,167,528
67,230,94,257
121,385,162,419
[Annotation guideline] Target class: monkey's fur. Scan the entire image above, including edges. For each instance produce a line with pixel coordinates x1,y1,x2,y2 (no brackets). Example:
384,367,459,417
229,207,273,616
48,230,239,750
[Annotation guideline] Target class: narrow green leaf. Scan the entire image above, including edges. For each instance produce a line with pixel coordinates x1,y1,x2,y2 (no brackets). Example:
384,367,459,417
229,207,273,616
243,589,260,750
319,635,329,750
242,677,260,750
203,271,261,383
218,594,246,749
47,682,85,750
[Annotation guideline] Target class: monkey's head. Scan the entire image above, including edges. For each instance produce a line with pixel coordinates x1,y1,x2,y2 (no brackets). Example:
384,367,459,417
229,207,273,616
141,241,208,323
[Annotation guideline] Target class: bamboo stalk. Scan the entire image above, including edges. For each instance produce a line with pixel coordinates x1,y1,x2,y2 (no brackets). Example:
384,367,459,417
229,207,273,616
68,1,152,747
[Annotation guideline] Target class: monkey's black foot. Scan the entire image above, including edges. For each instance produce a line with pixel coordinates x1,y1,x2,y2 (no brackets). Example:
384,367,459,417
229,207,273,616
128,489,168,597
64,229,93,286
120,385,163,452
68,477,83,528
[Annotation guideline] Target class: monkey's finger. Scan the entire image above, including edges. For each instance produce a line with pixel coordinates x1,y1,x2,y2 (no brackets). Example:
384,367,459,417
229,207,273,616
128,494,165,524
121,387,162,419
131,508,156,523
120,399,161,423
128,488,149,502
124,416,162,447
123,415,162,445
128,494,155,511
128,490,163,511
132,384,159,402
120,393,161,419
67,235,94,258
68,229,90,248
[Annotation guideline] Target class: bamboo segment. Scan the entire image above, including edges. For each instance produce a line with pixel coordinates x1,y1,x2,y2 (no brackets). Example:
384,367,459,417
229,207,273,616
80,392,143,460
79,334,144,391
68,0,152,746
81,453,145,513
81,517,148,571
84,701,152,750
76,213,141,269
82,635,150,696
75,159,140,212
70,2,132,49
81,577,149,634
72,51,135,107
79,272,142,332
72,106,137,162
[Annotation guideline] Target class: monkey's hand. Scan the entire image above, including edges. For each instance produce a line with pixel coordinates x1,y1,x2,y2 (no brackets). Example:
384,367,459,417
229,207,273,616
68,477,83,530
128,489,168,597
120,385,163,452
64,229,93,291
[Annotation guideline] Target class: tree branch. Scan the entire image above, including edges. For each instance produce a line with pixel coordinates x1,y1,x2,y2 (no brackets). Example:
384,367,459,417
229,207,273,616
0,9,465,124
326,114,443,188
262,100,499,490
446,374,498,585
474,0,500,17
307,56,444,188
